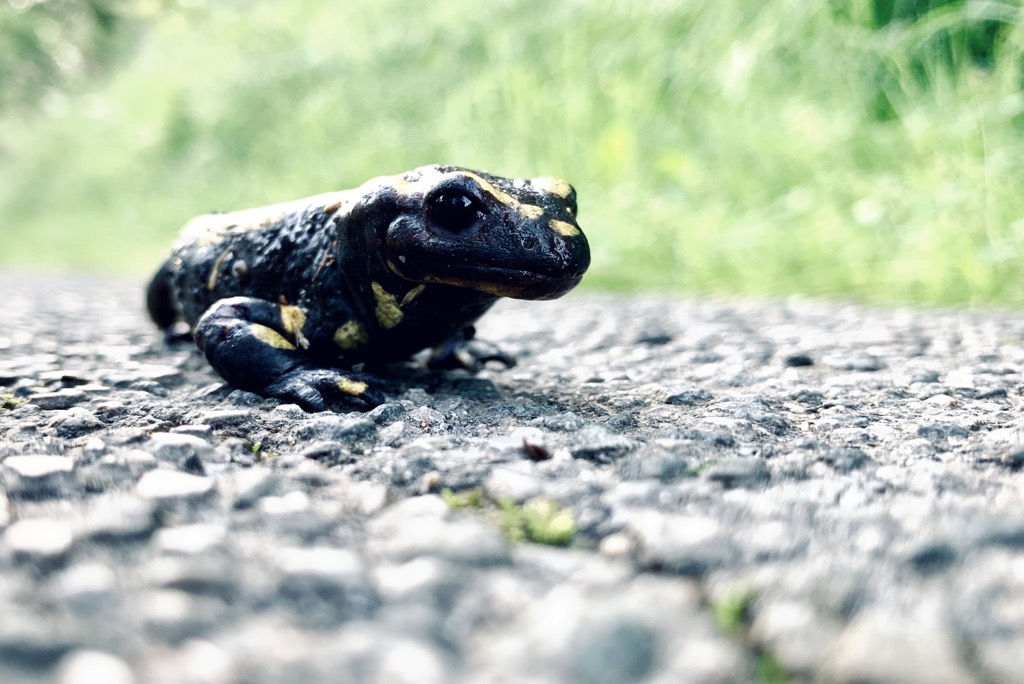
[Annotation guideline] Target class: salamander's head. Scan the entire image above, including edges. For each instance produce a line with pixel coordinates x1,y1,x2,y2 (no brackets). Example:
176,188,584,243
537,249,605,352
369,165,590,300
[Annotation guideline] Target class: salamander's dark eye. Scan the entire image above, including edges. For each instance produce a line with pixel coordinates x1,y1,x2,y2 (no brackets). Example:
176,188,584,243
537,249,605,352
427,190,485,232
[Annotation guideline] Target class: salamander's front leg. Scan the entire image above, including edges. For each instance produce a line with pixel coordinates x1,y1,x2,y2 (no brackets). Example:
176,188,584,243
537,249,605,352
427,325,516,373
193,296,383,412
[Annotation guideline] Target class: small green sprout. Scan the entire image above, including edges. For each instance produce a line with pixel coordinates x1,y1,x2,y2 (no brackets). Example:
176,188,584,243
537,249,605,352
1,394,22,410
499,497,577,546
440,487,483,509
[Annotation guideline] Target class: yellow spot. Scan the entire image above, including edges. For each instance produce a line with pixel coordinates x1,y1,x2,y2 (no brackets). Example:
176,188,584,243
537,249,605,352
460,171,517,207
517,204,545,219
250,324,296,350
323,201,342,214
400,284,426,307
371,282,403,329
333,320,369,350
280,304,309,349
533,177,574,199
549,219,580,237
336,378,368,396
389,177,415,196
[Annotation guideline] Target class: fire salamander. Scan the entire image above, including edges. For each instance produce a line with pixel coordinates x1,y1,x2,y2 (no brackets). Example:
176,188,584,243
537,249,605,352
146,165,590,411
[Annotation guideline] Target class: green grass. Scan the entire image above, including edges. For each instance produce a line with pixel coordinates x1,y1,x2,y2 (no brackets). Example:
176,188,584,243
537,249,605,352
498,497,577,546
2,0,1024,304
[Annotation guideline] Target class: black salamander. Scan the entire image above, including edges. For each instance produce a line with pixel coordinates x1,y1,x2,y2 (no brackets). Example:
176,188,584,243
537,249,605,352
146,165,590,411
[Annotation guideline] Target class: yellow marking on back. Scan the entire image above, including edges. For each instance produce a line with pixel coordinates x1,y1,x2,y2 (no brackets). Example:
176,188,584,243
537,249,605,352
371,282,403,329
549,219,580,237
333,320,369,350
336,378,368,397
532,177,574,199
517,204,545,219
389,177,415,196
280,304,309,349
250,324,296,350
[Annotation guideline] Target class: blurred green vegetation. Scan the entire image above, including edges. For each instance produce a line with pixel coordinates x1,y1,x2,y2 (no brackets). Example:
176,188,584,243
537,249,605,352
2,0,1024,304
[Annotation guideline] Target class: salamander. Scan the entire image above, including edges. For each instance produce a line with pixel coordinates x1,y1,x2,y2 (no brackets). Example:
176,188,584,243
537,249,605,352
146,165,590,411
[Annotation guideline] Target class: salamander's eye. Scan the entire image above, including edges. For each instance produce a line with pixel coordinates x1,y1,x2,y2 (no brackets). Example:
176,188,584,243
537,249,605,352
427,190,485,232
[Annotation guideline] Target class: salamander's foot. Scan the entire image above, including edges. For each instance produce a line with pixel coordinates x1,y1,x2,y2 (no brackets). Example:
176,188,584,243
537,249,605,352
265,369,385,412
428,326,516,373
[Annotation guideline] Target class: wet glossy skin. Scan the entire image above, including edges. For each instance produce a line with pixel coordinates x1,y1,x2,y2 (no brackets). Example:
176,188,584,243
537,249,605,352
146,165,590,411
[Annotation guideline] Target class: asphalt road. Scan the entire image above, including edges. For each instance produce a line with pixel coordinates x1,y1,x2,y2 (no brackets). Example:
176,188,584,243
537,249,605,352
2,272,1024,683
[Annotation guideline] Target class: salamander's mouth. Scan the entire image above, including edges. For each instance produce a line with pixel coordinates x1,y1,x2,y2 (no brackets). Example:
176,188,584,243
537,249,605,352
386,258,585,300
382,207,591,301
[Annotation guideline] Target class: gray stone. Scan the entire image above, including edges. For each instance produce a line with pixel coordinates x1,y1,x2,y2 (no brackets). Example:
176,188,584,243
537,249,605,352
153,523,226,555
702,456,770,488
144,432,214,468
378,420,407,447
50,407,105,437
81,496,157,542
135,469,216,503
143,555,238,600
198,408,252,428
294,414,377,444
531,411,587,432
230,465,277,508
976,638,1024,684
819,447,871,472
566,617,659,684
276,546,379,625
28,389,87,410
170,423,214,441
367,401,406,425
3,454,75,498
750,599,842,678
0,611,81,668
483,465,543,504
4,517,74,565
139,589,225,644
140,639,235,684
905,540,959,575
822,608,975,684
826,351,886,372
117,449,161,478
628,512,740,576
569,426,636,463
133,364,186,388
409,406,448,433
664,385,714,406
617,446,692,483
55,650,136,684
299,440,353,466
81,436,106,460
367,496,510,566
51,562,119,614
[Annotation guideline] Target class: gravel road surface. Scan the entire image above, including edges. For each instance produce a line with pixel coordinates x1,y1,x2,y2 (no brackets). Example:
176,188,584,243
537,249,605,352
2,272,1024,684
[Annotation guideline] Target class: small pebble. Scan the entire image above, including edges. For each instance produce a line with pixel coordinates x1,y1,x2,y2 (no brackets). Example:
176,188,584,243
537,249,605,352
4,518,74,563
136,469,216,502
55,650,136,684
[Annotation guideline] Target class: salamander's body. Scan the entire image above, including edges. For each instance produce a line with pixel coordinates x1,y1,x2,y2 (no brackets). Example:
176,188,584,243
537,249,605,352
146,165,590,411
